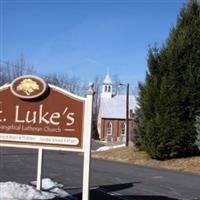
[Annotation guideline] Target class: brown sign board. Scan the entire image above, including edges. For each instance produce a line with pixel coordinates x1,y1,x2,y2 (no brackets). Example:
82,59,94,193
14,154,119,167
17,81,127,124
0,75,85,150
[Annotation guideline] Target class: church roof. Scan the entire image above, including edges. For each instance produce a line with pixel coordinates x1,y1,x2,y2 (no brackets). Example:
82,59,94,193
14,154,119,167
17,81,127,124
99,94,137,119
103,73,112,84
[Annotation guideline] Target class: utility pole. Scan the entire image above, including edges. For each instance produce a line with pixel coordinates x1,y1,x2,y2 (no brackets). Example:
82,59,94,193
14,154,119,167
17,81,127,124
126,83,129,147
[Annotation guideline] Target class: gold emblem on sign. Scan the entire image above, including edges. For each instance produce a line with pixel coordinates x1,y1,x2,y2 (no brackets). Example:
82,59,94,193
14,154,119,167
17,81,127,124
17,78,40,95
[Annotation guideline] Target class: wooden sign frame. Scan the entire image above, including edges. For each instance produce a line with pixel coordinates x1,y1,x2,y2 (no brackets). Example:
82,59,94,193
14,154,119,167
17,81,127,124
0,75,94,200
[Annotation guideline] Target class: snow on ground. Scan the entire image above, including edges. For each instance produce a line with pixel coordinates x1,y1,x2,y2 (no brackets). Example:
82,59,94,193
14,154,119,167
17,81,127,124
31,178,69,198
96,144,125,152
0,178,70,200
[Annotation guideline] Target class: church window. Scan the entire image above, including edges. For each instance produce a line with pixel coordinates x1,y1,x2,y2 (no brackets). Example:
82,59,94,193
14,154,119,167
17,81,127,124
108,85,111,92
121,122,126,135
106,122,112,135
104,85,107,92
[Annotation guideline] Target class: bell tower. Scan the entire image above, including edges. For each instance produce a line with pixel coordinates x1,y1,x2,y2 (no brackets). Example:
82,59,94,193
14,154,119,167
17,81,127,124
101,72,112,99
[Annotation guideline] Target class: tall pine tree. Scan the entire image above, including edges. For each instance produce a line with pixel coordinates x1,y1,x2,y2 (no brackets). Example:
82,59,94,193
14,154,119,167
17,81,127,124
137,0,200,159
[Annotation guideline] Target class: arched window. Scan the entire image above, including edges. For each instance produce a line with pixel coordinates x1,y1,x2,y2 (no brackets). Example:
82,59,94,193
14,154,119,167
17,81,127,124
108,85,111,92
104,85,107,92
121,122,126,135
106,122,112,135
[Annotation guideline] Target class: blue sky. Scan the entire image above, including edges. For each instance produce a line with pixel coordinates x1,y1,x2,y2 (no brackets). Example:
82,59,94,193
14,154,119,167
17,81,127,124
1,0,187,90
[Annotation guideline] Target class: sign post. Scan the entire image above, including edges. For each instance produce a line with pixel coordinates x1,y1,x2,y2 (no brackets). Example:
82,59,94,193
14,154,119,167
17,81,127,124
0,75,94,200
36,148,43,190
82,84,94,200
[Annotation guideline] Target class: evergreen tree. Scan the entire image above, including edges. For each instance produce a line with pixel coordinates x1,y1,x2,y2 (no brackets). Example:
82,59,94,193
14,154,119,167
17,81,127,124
194,116,200,150
137,0,200,159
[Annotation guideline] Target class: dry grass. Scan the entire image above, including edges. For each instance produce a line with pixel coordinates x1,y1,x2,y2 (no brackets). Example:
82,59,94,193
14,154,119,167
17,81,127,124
92,145,200,174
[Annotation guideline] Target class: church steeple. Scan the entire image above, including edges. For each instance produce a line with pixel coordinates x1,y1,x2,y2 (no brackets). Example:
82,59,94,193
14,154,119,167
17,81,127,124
102,72,112,99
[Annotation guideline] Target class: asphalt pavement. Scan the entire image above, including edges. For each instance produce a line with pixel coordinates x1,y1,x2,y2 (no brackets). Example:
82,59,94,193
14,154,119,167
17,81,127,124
91,139,105,151
0,146,200,200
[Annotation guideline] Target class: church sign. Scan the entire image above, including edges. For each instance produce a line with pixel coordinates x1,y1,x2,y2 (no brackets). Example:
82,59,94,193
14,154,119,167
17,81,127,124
0,75,95,200
0,75,94,199
0,75,88,150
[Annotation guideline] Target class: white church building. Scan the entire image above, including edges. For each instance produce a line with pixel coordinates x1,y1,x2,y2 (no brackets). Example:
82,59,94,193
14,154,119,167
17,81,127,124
97,73,137,142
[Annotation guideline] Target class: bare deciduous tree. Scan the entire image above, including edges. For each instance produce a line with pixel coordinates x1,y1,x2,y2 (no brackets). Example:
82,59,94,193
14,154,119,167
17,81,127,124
0,55,34,85
92,75,102,119
45,73,86,96
0,56,86,96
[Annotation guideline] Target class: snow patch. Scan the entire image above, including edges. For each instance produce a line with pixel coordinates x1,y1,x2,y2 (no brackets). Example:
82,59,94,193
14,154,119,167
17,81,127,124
0,182,55,200
31,178,69,198
0,178,70,200
96,144,125,151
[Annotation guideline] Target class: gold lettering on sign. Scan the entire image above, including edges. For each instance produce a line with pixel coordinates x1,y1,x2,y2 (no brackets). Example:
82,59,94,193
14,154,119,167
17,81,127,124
67,113,75,126
49,112,60,125
14,104,75,127
39,105,50,124
0,110,3,122
0,102,2,116
17,79,39,95
26,111,37,123
15,105,25,123
0,102,6,122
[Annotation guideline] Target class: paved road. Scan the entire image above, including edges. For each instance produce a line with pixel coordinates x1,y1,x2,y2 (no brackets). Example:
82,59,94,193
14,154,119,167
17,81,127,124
91,139,105,151
0,147,200,200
